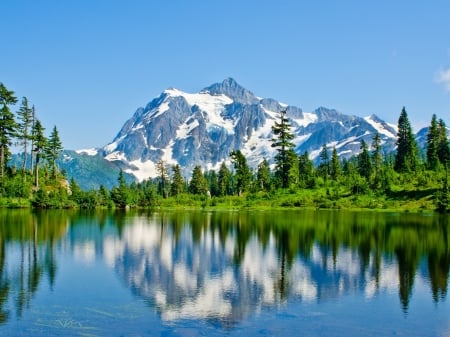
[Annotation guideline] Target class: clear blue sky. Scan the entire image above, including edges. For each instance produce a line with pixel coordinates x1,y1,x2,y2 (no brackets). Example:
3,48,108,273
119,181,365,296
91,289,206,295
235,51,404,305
2,0,450,150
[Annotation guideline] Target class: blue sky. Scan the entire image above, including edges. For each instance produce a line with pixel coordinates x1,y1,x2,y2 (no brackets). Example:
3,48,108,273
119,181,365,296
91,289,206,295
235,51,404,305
2,0,450,150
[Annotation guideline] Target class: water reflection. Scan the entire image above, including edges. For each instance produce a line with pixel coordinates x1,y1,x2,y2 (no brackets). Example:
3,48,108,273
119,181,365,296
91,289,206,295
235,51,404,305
98,210,450,325
0,209,449,329
0,209,69,324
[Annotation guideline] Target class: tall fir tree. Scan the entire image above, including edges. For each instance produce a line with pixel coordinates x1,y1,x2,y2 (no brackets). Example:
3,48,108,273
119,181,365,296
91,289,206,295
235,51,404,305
426,114,439,170
218,161,232,196
170,164,184,196
330,147,341,180
230,150,251,195
46,125,63,178
156,159,169,198
437,119,450,166
371,132,384,187
17,97,34,172
357,139,372,179
394,107,419,172
256,158,271,191
318,144,330,179
31,119,47,189
298,151,315,188
271,109,296,188
189,165,208,195
0,83,18,181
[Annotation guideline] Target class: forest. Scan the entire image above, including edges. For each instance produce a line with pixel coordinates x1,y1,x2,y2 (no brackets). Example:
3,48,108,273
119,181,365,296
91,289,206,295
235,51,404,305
1,82,450,212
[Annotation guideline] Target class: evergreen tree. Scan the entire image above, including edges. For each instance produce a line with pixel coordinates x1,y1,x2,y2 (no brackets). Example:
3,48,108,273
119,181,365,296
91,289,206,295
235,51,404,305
170,164,184,196
0,83,18,182
46,126,63,178
395,107,419,172
330,147,341,180
426,114,439,170
189,165,208,195
31,119,47,189
256,158,271,191
437,119,450,165
16,97,33,172
298,151,315,188
371,132,383,183
230,150,251,195
218,161,232,196
156,159,169,198
205,170,219,197
110,170,130,208
357,139,372,179
318,144,330,179
271,109,296,188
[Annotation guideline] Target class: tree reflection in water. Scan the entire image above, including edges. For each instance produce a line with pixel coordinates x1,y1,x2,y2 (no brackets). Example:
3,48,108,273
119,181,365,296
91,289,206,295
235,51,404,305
0,209,449,327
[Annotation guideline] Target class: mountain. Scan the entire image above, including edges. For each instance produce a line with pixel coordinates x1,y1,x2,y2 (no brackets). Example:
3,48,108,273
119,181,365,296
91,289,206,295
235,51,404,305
76,78,398,183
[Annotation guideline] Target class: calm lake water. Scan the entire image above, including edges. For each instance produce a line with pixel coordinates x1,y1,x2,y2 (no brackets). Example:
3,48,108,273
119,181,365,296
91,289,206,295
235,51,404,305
0,209,449,337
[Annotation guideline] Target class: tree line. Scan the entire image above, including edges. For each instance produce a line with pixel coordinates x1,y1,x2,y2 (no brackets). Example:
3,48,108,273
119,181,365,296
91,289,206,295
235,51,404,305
0,83,63,206
1,81,450,211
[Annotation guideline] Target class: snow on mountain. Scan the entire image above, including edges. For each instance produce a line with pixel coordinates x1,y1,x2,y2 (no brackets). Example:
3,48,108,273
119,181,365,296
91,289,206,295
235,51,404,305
98,78,398,181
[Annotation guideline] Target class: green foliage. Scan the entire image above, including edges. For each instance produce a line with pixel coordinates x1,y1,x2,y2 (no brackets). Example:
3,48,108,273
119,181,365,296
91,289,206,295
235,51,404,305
230,150,251,195
271,109,296,188
395,107,419,172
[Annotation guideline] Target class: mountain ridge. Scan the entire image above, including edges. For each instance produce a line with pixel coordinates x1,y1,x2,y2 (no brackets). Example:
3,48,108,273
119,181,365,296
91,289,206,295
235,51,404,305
74,78,400,183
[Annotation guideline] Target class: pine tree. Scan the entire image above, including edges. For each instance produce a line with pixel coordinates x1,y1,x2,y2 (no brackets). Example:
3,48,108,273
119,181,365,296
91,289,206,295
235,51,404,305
31,119,47,189
271,109,296,188
426,114,439,170
437,119,450,165
395,107,419,172
256,158,271,191
189,165,208,195
298,151,314,188
318,144,330,179
371,132,384,188
357,139,372,179
46,126,63,178
0,83,18,182
218,161,232,196
230,150,251,195
110,169,130,208
156,159,169,198
170,164,184,196
330,147,341,180
16,97,33,172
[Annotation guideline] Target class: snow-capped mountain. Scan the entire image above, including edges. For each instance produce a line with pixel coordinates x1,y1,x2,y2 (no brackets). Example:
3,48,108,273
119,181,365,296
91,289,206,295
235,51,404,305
91,78,397,181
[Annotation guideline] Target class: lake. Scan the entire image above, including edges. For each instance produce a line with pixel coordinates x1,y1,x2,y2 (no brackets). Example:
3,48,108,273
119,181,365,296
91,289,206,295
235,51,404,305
0,209,449,336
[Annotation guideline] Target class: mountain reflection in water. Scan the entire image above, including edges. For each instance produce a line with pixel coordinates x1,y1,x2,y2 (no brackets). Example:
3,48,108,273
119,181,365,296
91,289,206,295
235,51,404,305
0,209,449,331
100,211,449,325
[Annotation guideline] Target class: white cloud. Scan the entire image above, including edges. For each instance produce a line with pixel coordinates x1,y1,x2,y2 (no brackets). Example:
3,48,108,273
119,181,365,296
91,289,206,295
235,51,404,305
436,68,450,91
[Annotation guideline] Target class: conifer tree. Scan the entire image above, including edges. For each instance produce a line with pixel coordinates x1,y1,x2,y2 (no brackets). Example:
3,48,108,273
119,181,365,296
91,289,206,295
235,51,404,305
318,144,330,179
271,109,296,188
357,139,372,179
156,159,169,198
171,164,184,196
0,83,18,181
298,151,314,188
31,119,47,189
437,119,450,165
46,126,63,178
395,107,419,172
189,165,208,195
330,147,341,180
218,161,232,196
371,132,384,187
17,97,33,172
256,158,271,191
426,114,439,170
230,150,251,195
